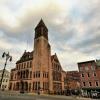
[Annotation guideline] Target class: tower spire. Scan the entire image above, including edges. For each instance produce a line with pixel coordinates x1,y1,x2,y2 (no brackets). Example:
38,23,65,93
35,19,48,40
35,19,48,30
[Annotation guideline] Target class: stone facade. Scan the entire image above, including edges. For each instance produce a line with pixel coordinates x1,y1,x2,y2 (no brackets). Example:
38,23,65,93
0,69,10,90
9,19,67,94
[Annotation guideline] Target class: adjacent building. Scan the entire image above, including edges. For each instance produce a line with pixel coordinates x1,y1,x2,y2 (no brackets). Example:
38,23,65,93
9,19,67,94
66,71,80,90
78,60,100,96
0,69,10,90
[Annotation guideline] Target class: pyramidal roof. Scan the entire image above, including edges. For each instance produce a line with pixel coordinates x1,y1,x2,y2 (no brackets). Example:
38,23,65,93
35,19,48,30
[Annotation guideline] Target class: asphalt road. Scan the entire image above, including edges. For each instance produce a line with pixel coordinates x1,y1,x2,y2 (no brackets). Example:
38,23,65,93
0,95,75,100
0,91,92,100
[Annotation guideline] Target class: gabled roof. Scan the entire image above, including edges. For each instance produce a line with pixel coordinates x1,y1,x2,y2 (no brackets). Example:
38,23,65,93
16,50,33,64
51,53,61,66
51,55,55,61
51,53,63,71
51,53,59,62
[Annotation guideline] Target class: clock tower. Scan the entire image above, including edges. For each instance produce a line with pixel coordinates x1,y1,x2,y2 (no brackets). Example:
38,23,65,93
32,19,53,93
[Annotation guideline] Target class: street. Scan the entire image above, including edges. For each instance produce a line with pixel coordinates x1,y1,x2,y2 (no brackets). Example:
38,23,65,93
0,95,73,100
0,91,92,100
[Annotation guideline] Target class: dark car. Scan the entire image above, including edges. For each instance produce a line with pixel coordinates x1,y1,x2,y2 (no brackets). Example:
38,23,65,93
91,91,100,98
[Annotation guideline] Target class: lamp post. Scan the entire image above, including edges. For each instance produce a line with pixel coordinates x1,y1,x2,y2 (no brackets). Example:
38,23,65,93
0,52,12,90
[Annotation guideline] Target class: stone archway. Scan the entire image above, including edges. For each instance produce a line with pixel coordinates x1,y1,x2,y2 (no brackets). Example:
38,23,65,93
16,82,19,90
20,81,24,93
29,83,31,92
24,82,28,92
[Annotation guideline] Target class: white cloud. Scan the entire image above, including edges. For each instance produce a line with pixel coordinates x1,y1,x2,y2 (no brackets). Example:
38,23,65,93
51,42,95,71
0,0,100,71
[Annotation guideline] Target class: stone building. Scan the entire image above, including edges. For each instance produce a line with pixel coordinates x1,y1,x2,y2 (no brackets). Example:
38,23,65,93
78,60,100,96
9,19,66,94
0,69,10,90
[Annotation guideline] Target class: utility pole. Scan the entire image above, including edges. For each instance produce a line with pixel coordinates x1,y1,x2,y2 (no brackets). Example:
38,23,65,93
0,52,12,90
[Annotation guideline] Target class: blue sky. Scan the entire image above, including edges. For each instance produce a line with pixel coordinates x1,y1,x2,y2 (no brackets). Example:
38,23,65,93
0,0,100,71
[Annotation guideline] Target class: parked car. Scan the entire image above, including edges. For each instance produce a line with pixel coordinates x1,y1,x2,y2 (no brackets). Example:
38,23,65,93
91,91,100,98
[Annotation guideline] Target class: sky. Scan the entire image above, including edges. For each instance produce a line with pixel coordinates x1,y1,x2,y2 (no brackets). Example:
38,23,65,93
0,0,100,71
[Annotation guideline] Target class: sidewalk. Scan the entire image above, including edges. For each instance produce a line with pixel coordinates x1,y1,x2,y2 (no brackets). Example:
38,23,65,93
76,96,91,100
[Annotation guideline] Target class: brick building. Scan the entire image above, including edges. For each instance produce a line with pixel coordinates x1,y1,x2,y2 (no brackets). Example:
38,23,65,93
78,60,100,96
9,19,67,94
66,71,80,90
62,71,80,95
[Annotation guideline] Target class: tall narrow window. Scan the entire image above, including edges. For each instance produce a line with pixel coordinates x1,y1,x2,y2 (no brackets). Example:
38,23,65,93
94,73,96,77
30,61,32,68
22,63,23,69
38,82,40,89
33,82,34,90
45,72,46,78
52,63,54,69
35,82,37,90
27,62,29,68
89,82,92,86
47,73,48,78
29,83,31,91
30,71,32,78
36,72,37,78
33,72,35,78
34,82,36,90
19,64,20,70
83,82,86,86
9,83,12,90
38,71,40,77
24,63,26,68
82,73,84,77
43,72,44,78
43,82,44,90
88,73,90,77
96,82,99,86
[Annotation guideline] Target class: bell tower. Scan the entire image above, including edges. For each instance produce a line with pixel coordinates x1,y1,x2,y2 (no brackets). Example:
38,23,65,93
33,19,50,68
32,19,53,93
35,19,48,40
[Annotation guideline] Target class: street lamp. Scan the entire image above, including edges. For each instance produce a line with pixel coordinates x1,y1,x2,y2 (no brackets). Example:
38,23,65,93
0,52,12,90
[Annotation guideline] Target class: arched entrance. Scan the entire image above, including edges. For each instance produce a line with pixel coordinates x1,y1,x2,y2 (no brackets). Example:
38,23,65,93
20,80,24,93
24,82,28,92
16,82,19,90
